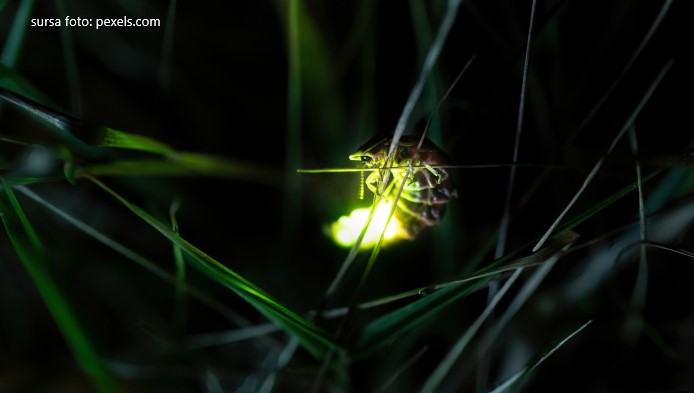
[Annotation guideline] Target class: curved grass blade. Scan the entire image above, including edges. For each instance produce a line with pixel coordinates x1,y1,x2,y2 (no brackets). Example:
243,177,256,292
0,178,121,393
88,176,337,358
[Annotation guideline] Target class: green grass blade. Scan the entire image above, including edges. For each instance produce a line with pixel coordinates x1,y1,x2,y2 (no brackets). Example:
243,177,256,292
81,155,280,186
0,0,34,68
0,66,56,106
0,179,121,393
92,129,281,185
99,128,175,154
169,199,188,335
88,176,337,358
15,186,254,329
353,231,578,355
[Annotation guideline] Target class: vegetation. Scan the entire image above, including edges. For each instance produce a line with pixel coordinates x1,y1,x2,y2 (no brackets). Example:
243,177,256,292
0,1,692,392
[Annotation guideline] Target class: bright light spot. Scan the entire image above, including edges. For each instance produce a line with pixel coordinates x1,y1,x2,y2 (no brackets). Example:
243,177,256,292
330,200,409,249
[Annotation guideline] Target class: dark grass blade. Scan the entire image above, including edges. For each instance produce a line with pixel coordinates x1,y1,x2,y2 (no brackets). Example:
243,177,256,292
0,66,57,107
352,231,577,356
53,0,82,115
88,176,338,358
488,320,592,393
388,0,461,157
0,0,34,68
158,0,177,91
0,85,99,155
533,58,674,252
0,179,121,393
15,186,259,330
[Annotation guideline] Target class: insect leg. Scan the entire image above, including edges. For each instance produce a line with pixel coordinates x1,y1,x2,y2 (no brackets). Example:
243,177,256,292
424,162,443,184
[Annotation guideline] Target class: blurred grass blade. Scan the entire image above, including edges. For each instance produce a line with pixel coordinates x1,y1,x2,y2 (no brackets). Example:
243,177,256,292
92,129,280,185
100,128,175,154
0,179,121,393
53,0,82,115
15,186,254,329
488,320,592,393
389,0,461,156
421,269,522,392
169,199,188,335
353,230,577,355
533,58,674,252
0,0,34,68
277,0,344,154
0,66,56,106
0,86,99,155
354,277,489,355
88,176,337,358
282,0,303,251
158,0,177,91
82,155,280,186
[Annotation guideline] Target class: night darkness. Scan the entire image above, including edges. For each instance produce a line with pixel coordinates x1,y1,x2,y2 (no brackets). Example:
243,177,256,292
1,1,693,392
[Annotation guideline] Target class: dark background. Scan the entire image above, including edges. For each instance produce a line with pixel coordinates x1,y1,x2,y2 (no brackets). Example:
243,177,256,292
1,0,692,392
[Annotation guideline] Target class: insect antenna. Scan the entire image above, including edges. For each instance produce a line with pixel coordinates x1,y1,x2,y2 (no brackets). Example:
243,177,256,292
417,55,476,151
359,170,364,200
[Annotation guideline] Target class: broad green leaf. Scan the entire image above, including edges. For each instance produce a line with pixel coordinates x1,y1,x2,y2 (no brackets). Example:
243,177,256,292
0,178,121,393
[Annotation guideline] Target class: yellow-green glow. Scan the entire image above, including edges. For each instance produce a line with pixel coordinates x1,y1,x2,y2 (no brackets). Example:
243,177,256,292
330,200,409,249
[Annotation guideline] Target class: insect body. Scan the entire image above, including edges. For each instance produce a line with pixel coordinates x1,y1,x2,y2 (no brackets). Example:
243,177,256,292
349,135,457,238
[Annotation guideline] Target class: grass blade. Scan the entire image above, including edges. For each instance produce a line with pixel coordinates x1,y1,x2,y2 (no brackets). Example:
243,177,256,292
88,175,338,358
0,178,121,393
488,320,592,393
353,230,576,355
0,0,34,68
0,86,98,155
533,58,674,252
15,186,256,329
421,269,522,392
92,128,281,185
389,0,462,155
0,66,57,107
